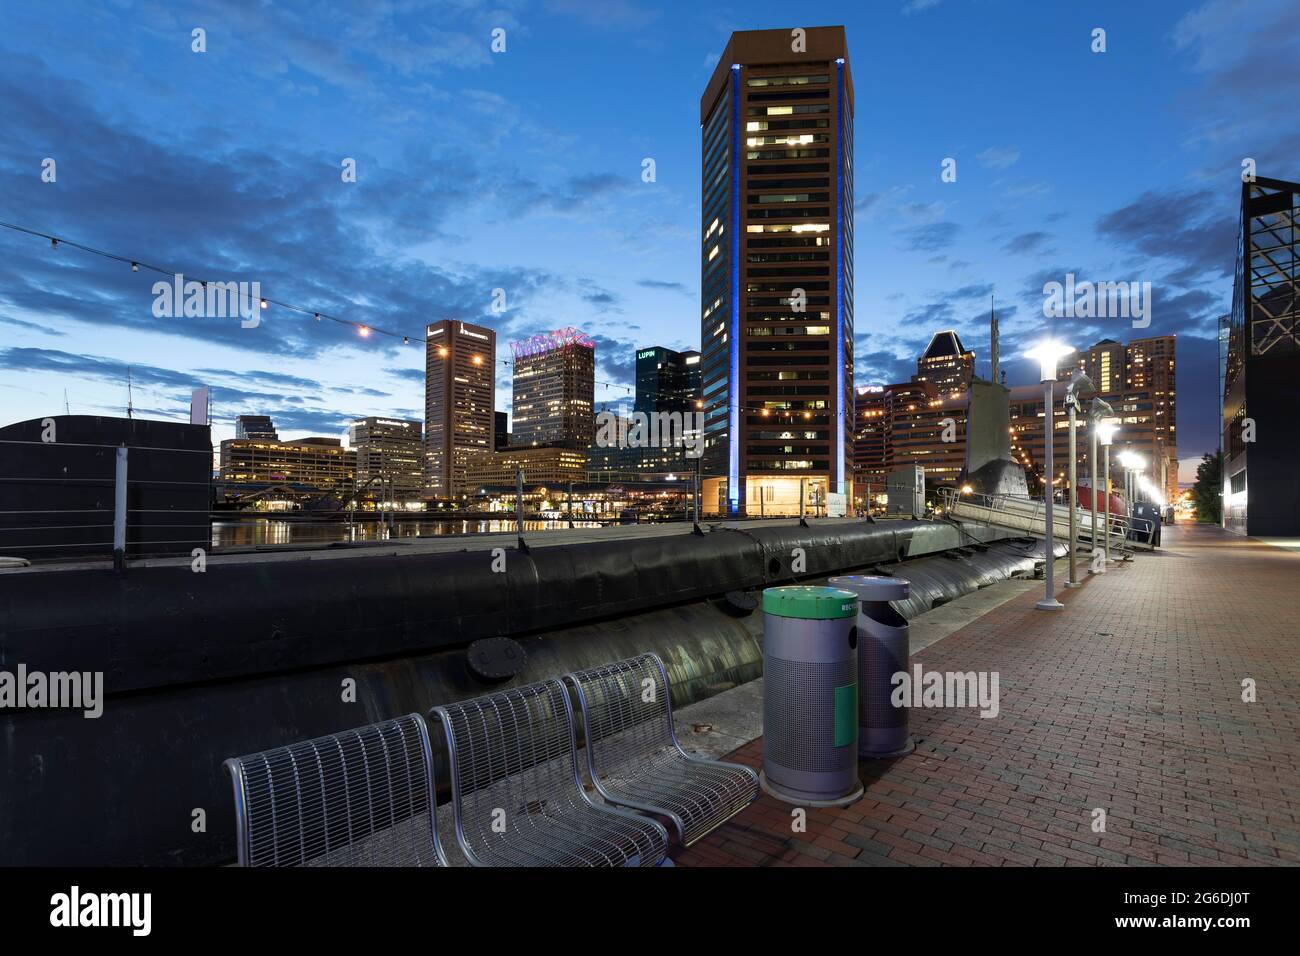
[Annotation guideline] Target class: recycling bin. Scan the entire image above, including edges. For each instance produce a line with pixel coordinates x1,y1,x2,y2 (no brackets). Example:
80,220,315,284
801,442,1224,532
829,575,914,757
760,585,863,806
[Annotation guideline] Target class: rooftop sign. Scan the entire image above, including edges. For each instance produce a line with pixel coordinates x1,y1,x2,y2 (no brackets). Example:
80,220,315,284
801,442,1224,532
510,327,595,360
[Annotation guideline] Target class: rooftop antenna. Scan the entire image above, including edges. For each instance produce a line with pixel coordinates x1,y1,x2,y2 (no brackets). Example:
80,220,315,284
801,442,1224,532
990,293,1000,384
127,367,134,420
64,389,70,415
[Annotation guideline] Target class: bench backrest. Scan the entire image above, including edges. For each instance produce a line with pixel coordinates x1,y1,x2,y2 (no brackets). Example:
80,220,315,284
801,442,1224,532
566,652,678,776
223,713,445,867
431,679,585,859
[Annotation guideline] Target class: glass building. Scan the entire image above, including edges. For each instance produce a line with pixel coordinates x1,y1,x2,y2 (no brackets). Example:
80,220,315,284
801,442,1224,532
1223,176,1300,534
699,27,854,517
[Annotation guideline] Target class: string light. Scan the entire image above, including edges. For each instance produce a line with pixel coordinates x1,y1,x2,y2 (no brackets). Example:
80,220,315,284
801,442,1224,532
0,218,850,414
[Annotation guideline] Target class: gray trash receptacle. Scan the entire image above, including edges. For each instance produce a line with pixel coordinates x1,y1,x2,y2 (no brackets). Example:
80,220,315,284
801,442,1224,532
760,585,863,806
829,574,914,758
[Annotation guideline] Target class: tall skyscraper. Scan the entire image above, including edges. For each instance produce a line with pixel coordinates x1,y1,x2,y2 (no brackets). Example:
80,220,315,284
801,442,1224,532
635,346,702,415
348,417,423,500
235,414,277,441
913,330,975,396
1223,175,1300,534
699,26,854,516
425,319,496,500
509,327,596,449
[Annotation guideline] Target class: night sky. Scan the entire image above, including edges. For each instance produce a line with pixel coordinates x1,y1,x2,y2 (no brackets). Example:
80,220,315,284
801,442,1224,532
2,0,1296,482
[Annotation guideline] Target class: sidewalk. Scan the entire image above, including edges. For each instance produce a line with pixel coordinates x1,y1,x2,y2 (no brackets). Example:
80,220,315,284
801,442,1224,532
674,523,1300,867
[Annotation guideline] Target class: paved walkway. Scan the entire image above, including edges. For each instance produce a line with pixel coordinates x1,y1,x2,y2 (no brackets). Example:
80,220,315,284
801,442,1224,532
674,524,1300,867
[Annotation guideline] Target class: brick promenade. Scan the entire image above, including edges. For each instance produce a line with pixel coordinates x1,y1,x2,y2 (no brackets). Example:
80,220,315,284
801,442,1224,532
673,524,1300,867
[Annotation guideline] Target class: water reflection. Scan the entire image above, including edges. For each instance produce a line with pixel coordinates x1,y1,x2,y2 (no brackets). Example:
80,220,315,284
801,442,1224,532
210,517,605,549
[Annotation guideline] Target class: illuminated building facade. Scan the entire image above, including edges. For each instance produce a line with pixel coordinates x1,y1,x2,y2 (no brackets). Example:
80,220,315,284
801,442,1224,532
913,331,975,397
425,319,496,500
510,327,596,450
219,436,356,490
699,26,854,516
463,445,588,489
347,417,423,500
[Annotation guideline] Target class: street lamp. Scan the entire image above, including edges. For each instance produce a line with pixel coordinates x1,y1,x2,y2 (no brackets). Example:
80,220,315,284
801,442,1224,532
1064,370,1095,588
1096,419,1119,565
1024,340,1074,611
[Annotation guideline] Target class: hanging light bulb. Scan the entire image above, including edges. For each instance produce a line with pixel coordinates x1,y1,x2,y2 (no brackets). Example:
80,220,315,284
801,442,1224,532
313,312,321,321
402,336,409,345
259,297,268,310
358,325,371,338
131,262,139,272
50,238,58,249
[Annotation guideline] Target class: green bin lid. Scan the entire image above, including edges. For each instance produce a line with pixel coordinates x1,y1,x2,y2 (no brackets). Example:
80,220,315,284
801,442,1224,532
761,586,857,620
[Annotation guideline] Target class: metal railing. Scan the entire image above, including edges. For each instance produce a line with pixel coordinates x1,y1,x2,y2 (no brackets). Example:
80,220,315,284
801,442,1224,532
936,486,1154,551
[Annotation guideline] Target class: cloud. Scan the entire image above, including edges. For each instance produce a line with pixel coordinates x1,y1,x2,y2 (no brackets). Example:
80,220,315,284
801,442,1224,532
1003,231,1054,256
976,146,1021,170
637,279,692,295
902,0,942,14
900,222,959,253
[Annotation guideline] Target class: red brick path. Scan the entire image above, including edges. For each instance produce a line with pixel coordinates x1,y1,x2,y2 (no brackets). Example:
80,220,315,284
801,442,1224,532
673,524,1300,867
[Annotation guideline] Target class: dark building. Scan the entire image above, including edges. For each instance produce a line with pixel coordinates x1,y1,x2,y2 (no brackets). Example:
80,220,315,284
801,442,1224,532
425,319,496,500
509,327,595,449
635,346,701,414
235,414,277,441
913,330,975,396
494,411,510,450
0,415,211,561
1223,175,1300,534
699,26,854,517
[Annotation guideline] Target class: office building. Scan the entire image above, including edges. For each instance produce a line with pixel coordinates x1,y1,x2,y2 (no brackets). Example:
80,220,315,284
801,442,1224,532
1059,335,1178,503
347,417,423,501
853,381,966,504
635,347,702,415
464,445,588,489
425,319,496,500
913,330,975,397
235,415,277,441
1223,175,1300,534
510,327,596,449
219,436,356,490
699,26,855,516
494,411,510,450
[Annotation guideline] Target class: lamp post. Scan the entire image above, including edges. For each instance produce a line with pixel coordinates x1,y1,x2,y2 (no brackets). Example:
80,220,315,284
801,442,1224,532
1096,420,1118,564
1064,371,1094,588
1024,340,1074,611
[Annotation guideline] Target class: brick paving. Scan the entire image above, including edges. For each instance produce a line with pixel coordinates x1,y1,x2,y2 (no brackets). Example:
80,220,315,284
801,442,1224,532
673,523,1300,867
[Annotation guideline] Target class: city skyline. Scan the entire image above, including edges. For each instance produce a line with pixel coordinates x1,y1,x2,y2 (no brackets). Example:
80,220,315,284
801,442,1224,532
2,1,1296,486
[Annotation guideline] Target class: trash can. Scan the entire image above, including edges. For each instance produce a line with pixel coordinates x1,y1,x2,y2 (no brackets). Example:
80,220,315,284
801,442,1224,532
760,585,863,806
829,575,914,758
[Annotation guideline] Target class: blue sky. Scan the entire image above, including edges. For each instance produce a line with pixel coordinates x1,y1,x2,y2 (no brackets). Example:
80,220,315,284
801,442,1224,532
2,0,1296,481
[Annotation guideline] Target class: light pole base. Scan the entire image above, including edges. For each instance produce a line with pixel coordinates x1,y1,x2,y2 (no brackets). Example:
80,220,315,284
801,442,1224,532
1035,598,1065,611
1064,581,1083,589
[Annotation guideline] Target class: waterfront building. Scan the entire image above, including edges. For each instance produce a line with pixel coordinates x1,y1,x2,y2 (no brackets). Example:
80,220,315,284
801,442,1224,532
346,417,423,501
425,319,496,500
699,26,855,516
1223,175,1300,534
219,436,356,490
913,331,975,397
510,327,596,450
463,445,588,489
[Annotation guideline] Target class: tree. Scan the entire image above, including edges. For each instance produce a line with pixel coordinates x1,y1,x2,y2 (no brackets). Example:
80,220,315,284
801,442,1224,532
1191,451,1222,524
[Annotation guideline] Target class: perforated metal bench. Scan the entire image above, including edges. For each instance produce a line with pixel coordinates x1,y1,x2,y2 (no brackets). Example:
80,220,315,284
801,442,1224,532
431,679,669,867
224,713,447,867
565,653,759,846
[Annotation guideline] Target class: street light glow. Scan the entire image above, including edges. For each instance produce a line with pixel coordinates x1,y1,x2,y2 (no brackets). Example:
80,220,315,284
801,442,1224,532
1024,340,1075,383
1095,419,1119,446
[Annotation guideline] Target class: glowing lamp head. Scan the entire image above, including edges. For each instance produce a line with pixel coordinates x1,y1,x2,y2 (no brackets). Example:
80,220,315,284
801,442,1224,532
1023,340,1074,383
1095,419,1119,446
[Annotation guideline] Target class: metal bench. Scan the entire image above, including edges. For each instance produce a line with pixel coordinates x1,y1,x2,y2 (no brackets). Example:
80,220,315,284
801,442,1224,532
565,653,759,846
431,678,669,866
224,713,447,867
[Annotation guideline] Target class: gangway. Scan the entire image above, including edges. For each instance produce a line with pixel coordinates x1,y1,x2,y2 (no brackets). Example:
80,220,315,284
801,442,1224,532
936,487,1154,553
